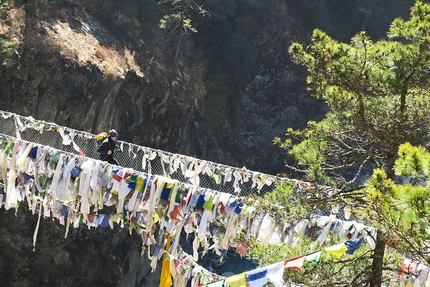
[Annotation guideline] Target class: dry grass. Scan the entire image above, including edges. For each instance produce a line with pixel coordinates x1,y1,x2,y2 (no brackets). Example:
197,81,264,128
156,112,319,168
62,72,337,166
2,8,26,43
124,48,144,78
3,6,147,80
41,20,144,79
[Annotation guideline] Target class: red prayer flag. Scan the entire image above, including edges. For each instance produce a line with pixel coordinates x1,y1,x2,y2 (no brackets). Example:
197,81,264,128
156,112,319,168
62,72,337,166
284,255,305,270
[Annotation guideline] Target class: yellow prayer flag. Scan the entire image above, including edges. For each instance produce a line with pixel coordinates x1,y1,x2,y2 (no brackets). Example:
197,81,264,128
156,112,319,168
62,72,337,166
166,181,175,188
154,211,161,223
325,243,348,259
226,272,247,287
159,236,172,287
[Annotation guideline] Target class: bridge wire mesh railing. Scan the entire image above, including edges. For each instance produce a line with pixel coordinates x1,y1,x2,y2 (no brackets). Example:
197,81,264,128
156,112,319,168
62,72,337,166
0,110,320,198
0,112,421,284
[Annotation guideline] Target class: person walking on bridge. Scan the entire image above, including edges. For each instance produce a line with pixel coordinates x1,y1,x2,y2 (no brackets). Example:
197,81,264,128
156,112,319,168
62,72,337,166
97,129,120,165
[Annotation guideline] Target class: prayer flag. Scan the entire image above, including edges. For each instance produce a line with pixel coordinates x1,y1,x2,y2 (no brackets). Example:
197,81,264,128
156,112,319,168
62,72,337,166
344,237,364,254
266,262,285,287
225,273,247,287
246,267,268,287
325,243,347,259
305,251,322,265
159,236,172,287
399,259,418,275
284,255,305,270
72,141,86,156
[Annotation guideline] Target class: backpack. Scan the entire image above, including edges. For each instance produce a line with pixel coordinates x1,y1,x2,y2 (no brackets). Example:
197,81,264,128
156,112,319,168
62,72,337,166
96,132,108,144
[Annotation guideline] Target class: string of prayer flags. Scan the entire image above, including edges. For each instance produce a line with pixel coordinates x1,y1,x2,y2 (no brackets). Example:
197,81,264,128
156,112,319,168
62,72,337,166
0,136,375,287
223,239,362,287
1,125,377,260
220,237,367,287
3,110,304,195
2,125,429,287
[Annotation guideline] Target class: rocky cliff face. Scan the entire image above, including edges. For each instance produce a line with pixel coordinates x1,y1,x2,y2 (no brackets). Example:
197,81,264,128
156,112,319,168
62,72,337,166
0,0,415,175
1,0,206,168
0,0,415,286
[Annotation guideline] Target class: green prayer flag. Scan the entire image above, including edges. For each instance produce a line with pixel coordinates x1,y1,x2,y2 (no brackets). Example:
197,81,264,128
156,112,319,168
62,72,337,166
305,250,322,264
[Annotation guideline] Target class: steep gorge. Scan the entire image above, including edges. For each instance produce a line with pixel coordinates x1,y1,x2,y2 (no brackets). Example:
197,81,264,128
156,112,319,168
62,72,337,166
0,0,415,286
0,0,414,175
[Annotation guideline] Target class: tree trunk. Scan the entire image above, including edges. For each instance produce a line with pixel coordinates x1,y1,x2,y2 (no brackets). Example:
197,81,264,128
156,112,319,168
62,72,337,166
369,229,385,287
168,0,185,91
386,150,396,180
169,30,183,90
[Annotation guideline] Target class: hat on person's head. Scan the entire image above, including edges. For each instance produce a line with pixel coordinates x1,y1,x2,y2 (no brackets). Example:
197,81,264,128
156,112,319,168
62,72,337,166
109,129,118,138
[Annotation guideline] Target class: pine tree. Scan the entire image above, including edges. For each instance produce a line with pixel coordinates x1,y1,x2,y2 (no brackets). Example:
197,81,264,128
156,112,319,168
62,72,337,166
269,1,430,286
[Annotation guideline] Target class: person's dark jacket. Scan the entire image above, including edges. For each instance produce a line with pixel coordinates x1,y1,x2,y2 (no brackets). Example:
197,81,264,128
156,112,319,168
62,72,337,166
96,136,118,164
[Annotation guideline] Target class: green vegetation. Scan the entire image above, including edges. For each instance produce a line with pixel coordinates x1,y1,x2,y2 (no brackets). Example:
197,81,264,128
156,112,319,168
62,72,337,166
0,0,12,61
158,0,208,88
159,14,197,33
249,1,430,286
246,180,309,221
0,0,9,20
366,143,430,265
247,175,406,286
277,0,430,185
0,35,13,60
